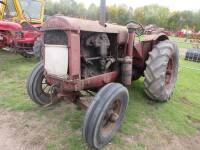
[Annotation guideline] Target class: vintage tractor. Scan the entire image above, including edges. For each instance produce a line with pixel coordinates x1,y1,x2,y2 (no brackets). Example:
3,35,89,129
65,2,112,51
27,0,179,148
0,0,44,57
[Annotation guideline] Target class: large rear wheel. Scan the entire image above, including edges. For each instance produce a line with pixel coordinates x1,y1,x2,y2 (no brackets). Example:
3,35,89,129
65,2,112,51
144,40,179,102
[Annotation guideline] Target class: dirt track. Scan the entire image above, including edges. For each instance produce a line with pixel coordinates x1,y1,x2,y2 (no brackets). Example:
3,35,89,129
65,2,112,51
123,118,200,150
0,107,200,150
0,108,53,150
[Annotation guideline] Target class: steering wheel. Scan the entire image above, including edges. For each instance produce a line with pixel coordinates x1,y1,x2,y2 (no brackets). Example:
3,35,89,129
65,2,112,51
126,21,145,36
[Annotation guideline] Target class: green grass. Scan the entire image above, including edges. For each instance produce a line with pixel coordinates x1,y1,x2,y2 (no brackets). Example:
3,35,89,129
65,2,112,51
0,50,37,110
0,50,200,149
169,36,193,49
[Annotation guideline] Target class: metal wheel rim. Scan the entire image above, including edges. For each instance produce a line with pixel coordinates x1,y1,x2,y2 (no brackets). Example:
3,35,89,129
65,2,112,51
100,99,122,137
41,76,52,96
165,57,174,88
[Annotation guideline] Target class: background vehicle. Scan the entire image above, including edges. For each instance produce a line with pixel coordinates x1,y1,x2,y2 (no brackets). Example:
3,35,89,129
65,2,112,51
27,0,179,148
185,32,200,62
0,0,44,57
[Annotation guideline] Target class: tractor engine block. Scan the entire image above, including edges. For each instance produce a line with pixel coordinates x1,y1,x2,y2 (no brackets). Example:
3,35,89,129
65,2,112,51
80,32,115,79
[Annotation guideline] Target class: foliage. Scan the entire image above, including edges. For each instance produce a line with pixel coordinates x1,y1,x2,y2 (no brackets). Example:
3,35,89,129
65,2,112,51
134,5,170,28
45,0,200,32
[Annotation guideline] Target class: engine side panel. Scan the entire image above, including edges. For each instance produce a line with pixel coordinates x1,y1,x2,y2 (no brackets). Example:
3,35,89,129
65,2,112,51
80,31,119,79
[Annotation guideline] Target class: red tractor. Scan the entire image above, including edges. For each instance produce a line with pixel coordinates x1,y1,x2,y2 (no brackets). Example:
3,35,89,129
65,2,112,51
27,0,179,148
0,0,44,57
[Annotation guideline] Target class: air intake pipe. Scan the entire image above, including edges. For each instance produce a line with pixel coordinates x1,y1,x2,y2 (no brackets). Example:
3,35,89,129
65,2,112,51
99,0,106,26
121,23,136,86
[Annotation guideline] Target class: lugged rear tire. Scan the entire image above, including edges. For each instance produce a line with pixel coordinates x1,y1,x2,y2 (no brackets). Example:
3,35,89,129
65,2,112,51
144,40,179,102
83,83,129,149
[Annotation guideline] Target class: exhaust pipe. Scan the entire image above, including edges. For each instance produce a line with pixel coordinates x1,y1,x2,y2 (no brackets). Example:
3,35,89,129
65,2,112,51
100,0,106,26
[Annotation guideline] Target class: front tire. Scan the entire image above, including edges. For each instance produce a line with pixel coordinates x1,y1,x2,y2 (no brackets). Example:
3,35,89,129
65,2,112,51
83,83,129,149
144,40,179,102
27,61,57,106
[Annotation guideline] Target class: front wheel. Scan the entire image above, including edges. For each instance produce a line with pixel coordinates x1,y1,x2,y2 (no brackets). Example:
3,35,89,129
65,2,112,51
27,61,57,106
144,40,179,102
83,83,129,149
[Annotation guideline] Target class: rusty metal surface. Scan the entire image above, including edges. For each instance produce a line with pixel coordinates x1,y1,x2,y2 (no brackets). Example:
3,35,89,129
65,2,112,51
46,71,118,92
127,32,135,57
42,15,128,44
41,15,171,95
121,57,132,85
68,31,81,79
42,15,127,33
143,33,168,41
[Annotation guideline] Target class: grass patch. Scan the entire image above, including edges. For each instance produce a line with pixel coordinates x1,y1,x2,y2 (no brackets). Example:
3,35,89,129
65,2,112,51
64,110,84,130
121,59,200,136
64,135,88,150
47,144,58,150
0,50,200,149
169,36,193,49
0,50,37,110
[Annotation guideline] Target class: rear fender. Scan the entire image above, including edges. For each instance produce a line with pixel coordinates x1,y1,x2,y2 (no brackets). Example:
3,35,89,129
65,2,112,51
143,33,169,42
133,33,169,69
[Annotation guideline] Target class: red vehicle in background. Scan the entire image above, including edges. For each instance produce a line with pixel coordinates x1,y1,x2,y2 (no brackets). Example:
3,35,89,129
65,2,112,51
175,31,184,38
0,0,44,57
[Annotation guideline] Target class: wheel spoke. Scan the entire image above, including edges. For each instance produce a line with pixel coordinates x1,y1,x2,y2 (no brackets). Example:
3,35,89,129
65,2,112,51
42,84,48,90
42,80,46,84
40,77,53,96
100,99,122,136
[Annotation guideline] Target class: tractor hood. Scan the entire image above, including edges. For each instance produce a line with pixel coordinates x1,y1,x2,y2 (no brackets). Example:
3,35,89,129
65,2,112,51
0,20,22,31
42,15,128,44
